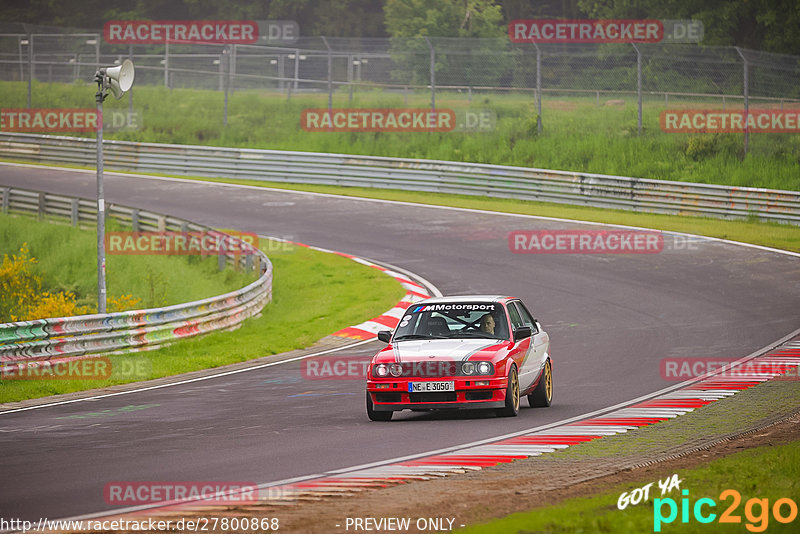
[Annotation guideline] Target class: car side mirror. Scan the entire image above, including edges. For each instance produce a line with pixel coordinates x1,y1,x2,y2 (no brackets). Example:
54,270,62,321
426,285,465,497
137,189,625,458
377,330,392,343
514,326,532,342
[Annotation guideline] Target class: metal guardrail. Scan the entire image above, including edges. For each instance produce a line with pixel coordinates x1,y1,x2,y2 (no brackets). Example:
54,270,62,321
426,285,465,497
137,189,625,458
0,185,272,365
1,132,798,224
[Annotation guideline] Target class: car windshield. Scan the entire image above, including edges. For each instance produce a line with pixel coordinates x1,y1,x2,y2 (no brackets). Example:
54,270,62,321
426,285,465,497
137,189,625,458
393,302,509,341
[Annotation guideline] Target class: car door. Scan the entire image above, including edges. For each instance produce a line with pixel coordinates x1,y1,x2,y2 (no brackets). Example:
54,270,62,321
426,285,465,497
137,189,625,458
509,300,549,392
506,301,532,385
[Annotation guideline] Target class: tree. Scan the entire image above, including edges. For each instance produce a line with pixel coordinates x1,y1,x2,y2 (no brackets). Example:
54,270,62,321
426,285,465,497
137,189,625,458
501,0,584,20
577,0,800,54
384,0,504,38
383,0,508,88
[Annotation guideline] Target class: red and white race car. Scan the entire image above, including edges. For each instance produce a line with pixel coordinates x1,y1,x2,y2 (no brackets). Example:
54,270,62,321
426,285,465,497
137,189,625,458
366,295,552,421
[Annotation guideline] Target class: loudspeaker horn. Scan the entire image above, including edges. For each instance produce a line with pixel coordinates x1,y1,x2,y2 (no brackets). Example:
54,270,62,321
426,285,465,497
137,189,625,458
105,59,135,99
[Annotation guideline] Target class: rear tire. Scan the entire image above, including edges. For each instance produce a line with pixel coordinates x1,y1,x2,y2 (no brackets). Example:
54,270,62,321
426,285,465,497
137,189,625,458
496,365,520,417
366,391,393,421
528,359,553,408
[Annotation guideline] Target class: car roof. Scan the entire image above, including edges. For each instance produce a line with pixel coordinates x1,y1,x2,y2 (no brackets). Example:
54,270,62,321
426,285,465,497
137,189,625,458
418,295,514,305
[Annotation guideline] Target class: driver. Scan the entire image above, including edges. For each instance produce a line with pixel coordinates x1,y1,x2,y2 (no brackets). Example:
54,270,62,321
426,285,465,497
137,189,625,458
479,313,495,335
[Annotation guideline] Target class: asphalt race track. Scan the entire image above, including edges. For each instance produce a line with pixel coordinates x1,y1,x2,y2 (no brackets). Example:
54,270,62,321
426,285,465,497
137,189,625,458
1,163,799,521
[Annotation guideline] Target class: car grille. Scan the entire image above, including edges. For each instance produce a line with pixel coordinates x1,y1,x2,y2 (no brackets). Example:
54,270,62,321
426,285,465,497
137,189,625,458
409,392,457,403
465,390,493,401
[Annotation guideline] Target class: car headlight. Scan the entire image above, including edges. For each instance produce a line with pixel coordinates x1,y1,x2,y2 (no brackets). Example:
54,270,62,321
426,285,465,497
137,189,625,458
477,361,493,375
462,362,475,375
389,363,403,377
374,364,389,377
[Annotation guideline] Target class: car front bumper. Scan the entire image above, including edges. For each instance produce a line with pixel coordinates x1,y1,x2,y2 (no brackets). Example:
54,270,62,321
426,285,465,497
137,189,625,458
367,376,507,411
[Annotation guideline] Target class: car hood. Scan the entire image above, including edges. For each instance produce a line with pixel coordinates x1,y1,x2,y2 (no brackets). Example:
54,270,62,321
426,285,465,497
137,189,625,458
387,338,506,363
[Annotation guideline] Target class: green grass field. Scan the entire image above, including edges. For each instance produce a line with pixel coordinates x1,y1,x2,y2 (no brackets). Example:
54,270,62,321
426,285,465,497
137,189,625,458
2,81,798,191
459,439,800,533
0,212,256,315
0,217,405,403
459,377,800,533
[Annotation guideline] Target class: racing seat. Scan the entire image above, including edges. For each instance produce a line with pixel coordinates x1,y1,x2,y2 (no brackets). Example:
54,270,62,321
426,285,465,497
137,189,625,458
425,316,450,337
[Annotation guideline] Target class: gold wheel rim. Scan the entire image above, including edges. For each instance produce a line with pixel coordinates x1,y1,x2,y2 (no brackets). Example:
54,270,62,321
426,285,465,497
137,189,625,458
545,361,552,401
511,369,520,411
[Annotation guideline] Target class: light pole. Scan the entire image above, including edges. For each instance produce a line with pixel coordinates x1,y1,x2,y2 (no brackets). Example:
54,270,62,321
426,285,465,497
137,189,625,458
94,59,134,313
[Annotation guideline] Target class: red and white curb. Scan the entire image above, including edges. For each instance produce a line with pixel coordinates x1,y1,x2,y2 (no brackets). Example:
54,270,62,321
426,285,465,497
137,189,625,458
289,241,436,341
253,335,800,503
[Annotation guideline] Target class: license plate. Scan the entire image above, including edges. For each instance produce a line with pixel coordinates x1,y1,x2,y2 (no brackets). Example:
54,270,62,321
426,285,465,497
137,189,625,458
408,381,455,393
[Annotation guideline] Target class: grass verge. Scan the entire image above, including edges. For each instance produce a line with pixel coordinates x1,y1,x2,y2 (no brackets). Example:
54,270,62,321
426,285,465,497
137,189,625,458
0,212,255,314
1,81,798,191
459,439,800,533
459,378,800,533
121,173,800,254
3,160,797,253
0,230,405,404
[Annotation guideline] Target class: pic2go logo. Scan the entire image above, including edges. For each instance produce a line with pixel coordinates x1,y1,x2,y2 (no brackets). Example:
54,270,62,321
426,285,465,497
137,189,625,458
654,489,798,532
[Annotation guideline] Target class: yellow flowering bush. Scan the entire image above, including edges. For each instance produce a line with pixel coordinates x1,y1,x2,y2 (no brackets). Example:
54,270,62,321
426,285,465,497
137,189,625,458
1,244,141,322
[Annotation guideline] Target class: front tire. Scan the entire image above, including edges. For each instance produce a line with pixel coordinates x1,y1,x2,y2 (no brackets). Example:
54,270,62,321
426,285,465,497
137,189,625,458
528,359,553,408
366,391,393,421
496,365,520,417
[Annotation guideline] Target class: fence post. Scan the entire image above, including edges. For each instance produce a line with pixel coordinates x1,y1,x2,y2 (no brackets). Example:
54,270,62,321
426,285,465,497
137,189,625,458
17,35,24,82
321,36,333,114
231,44,237,94
71,198,79,226
2,187,10,214
277,54,285,93
129,43,134,115
223,45,230,126
735,47,749,155
218,50,225,92
38,192,45,220
28,34,33,108
293,48,300,92
131,208,140,231
347,54,353,101
164,41,169,88
425,37,435,111
632,43,642,136
535,43,542,134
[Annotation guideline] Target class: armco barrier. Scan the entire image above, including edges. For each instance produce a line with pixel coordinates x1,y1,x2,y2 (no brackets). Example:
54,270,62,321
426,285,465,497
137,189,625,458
1,132,798,224
0,186,272,366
